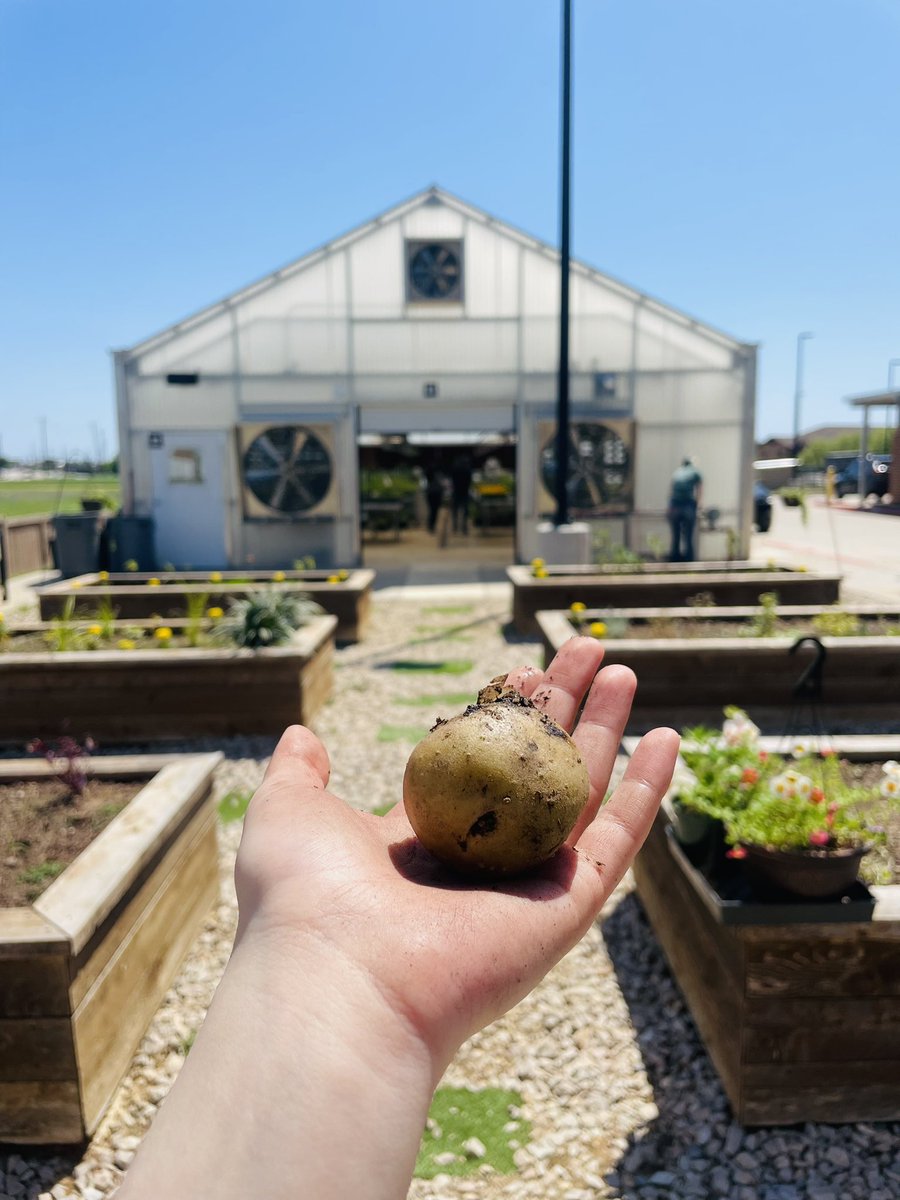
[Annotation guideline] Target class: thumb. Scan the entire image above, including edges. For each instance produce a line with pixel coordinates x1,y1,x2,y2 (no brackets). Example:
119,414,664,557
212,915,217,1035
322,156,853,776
263,724,331,792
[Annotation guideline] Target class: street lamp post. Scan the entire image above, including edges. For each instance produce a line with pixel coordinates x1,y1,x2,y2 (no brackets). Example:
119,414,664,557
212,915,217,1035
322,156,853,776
887,359,900,454
791,332,814,464
554,0,573,528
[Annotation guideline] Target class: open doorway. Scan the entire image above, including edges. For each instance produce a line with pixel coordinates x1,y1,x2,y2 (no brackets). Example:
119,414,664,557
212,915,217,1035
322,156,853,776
357,432,517,586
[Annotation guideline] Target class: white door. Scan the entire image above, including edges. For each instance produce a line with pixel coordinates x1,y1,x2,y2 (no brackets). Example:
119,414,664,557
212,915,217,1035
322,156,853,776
149,431,229,568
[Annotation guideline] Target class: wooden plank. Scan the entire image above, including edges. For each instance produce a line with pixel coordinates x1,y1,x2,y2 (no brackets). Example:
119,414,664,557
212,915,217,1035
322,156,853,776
0,1081,83,1144
36,754,220,955
0,1018,77,1082
0,755,179,781
744,996,900,1063
744,936,900,998
632,816,744,1112
741,1063,900,1126
0,956,71,1018
74,820,219,1133
0,908,69,957
68,802,216,1009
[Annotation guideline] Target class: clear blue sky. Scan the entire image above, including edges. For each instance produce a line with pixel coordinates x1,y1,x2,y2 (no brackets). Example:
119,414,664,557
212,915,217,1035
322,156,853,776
2,0,899,461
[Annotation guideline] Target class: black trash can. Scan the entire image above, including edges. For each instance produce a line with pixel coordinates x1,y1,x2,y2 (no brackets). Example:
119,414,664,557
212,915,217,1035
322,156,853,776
106,515,157,572
51,514,105,578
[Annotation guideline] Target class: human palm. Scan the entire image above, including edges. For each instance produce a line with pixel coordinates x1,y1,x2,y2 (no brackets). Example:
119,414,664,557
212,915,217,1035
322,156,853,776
233,636,679,1076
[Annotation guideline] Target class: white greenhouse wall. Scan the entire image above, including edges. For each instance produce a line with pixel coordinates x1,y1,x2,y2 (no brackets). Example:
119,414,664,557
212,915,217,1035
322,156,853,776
115,187,755,570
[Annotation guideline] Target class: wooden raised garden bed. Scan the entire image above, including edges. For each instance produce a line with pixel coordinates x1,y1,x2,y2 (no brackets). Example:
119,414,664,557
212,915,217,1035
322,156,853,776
631,738,900,1125
37,568,374,643
508,562,842,635
0,614,337,743
0,752,221,1143
536,606,900,732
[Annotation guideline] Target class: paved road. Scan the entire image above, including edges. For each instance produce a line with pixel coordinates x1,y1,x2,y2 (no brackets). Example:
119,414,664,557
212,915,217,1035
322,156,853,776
751,493,900,606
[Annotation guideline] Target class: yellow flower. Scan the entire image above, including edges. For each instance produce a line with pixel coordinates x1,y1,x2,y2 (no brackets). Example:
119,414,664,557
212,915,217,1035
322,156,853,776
531,557,544,569
327,574,340,584
117,638,136,650
273,570,286,583
148,578,161,587
87,624,103,636
589,621,607,638
207,606,224,620
338,569,349,581
570,602,587,614
124,559,139,572
534,567,549,579
209,571,223,583
154,627,173,641
97,570,109,582
0,612,4,624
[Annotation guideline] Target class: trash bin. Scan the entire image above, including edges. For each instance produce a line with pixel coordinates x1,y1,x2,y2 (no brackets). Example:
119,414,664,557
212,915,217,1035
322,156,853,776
106,515,157,572
51,514,105,578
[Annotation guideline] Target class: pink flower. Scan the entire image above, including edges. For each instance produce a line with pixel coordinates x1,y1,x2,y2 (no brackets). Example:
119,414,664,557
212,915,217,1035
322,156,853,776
809,787,825,804
758,750,769,762
727,846,748,860
741,767,759,785
808,830,830,847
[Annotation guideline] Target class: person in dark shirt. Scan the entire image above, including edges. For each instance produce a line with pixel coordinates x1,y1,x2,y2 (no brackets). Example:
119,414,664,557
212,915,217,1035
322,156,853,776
450,453,473,535
667,457,703,561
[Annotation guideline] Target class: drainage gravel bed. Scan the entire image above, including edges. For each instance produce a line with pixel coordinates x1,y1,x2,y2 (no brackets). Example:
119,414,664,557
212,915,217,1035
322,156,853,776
6,589,899,1200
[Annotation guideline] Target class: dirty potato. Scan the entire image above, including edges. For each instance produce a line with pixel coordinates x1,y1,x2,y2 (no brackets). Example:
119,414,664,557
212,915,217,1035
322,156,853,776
402,678,590,877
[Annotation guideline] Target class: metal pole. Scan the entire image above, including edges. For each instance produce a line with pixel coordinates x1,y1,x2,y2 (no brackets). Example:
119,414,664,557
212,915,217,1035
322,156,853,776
887,359,900,453
554,0,572,527
791,332,813,463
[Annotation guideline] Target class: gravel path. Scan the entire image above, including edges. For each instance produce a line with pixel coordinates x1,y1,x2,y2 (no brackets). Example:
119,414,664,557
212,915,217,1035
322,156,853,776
6,586,899,1200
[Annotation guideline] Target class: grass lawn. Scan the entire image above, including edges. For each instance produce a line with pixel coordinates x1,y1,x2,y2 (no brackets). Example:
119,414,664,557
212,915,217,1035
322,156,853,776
0,475,120,518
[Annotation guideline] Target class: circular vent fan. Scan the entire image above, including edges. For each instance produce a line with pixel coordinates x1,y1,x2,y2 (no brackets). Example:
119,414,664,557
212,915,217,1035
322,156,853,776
409,243,461,300
243,425,333,514
541,422,631,512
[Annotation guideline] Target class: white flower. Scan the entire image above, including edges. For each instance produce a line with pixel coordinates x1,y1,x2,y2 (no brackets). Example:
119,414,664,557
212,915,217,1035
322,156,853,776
881,775,900,798
882,760,900,780
789,738,810,759
722,714,760,747
794,774,813,800
771,776,790,799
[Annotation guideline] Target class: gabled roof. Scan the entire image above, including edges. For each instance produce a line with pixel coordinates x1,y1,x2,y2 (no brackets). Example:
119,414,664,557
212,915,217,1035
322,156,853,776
123,184,749,357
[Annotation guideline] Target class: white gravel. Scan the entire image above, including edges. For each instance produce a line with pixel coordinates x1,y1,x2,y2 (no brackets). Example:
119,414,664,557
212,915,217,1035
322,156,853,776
7,587,899,1199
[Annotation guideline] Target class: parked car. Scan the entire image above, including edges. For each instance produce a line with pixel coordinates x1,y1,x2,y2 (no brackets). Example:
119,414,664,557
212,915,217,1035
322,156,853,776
753,482,773,532
834,454,892,498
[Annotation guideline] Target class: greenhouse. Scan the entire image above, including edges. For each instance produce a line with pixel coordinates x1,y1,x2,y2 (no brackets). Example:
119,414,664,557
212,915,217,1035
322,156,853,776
114,186,756,569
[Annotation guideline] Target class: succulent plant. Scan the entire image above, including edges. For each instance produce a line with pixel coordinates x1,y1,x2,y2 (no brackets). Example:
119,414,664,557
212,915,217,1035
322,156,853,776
216,590,323,649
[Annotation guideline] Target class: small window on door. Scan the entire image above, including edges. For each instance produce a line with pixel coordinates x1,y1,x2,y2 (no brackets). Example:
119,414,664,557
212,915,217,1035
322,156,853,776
168,449,203,484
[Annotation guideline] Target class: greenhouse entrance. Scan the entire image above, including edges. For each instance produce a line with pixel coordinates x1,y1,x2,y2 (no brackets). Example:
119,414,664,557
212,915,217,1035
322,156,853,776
357,431,517,586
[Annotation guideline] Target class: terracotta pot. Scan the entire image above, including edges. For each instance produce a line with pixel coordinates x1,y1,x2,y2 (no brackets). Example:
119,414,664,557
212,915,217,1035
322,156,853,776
742,843,869,898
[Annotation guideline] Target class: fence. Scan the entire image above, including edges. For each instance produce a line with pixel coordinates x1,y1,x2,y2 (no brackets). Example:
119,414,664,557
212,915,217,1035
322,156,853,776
0,516,55,599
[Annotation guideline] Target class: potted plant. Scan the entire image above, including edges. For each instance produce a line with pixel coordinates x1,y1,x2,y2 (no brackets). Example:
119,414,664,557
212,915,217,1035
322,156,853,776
723,756,893,897
671,708,770,868
674,707,896,898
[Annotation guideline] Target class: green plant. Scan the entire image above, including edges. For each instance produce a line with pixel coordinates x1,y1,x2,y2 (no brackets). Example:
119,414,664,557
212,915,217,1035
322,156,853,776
124,558,139,571
216,590,323,648
812,608,863,637
677,708,896,857
592,528,642,565
43,597,87,651
20,860,66,898
415,1086,529,1179
185,591,211,648
218,790,252,823
778,487,809,524
645,532,667,561
89,596,120,640
749,591,780,637
292,556,317,571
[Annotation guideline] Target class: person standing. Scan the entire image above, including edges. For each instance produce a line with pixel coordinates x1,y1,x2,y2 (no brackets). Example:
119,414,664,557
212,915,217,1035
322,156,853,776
667,457,703,561
450,453,473,535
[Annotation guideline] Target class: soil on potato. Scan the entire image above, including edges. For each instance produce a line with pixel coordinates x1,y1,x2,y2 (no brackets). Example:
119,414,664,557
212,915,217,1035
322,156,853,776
0,779,142,906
